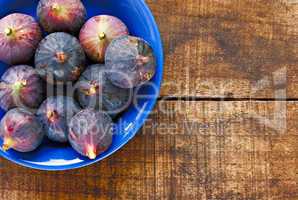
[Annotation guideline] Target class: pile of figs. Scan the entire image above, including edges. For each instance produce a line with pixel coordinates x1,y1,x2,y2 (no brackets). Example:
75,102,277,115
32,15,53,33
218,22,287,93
0,0,156,159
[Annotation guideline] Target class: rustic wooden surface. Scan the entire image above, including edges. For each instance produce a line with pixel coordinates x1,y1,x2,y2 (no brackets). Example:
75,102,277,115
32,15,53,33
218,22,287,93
156,0,298,98
0,0,298,200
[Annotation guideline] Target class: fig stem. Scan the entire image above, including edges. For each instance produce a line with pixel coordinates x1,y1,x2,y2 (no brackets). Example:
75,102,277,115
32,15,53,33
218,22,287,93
89,87,97,96
2,144,10,151
90,84,99,95
51,3,61,11
86,146,97,159
13,80,27,93
47,110,58,123
84,82,99,96
55,52,68,63
4,28,13,36
98,32,106,40
2,138,13,151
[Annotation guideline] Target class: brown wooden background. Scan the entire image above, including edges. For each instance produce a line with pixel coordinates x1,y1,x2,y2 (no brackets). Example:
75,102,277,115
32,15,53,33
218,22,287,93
0,0,297,199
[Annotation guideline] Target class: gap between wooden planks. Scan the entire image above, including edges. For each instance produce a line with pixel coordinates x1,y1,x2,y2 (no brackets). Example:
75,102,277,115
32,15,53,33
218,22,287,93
0,100,297,200
146,0,298,99
0,1,298,200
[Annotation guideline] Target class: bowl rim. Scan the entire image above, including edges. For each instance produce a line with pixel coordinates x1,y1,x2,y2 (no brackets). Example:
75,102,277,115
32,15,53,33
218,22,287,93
0,0,164,171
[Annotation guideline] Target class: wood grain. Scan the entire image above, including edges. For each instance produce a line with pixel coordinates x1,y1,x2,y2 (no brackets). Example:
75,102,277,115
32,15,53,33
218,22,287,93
0,101,297,200
146,0,298,98
1,1,298,200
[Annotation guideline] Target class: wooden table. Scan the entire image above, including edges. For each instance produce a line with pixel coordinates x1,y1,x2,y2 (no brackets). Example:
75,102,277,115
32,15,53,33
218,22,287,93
1,0,297,199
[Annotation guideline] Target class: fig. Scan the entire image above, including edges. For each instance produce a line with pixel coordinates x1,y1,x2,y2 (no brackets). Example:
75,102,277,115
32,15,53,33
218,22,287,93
79,15,129,62
105,36,156,88
0,65,45,111
0,13,42,64
75,64,131,115
0,108,44,152
37,0,86,34
68,109,113,159
35,32,86,83
37,96,80,143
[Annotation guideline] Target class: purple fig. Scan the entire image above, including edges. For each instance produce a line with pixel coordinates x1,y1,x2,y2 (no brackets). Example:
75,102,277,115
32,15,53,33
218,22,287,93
35,32,86,83
68,109,113,159
79,15,128,62
75,64,132,115
105,36,156,88
37,96,80,143
0,13,42,64
0,108,44,152
0,65,45,111
37,0,86,34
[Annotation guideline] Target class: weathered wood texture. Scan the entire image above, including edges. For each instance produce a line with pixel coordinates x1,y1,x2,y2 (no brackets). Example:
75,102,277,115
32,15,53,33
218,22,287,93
0,101,297,200
150,0,298,98
0,1,298,200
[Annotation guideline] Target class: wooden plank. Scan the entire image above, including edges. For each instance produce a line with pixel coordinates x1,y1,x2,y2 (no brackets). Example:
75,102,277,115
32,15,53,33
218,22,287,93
0,101,297,200
146,0,298,98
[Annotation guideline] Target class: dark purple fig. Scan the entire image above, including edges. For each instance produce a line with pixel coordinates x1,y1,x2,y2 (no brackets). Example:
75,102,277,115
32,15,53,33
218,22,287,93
0,108,44,152
35,32,86,83
75,64,132,115
105,36,156,88
0,13,42,64
37,96,80,143
79,15,128,62
0,65,45,111
37,0,86,34
68,109,113,159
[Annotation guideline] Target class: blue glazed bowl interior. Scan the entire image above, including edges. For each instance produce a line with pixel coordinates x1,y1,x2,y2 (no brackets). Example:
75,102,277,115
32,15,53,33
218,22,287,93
0,0,163,170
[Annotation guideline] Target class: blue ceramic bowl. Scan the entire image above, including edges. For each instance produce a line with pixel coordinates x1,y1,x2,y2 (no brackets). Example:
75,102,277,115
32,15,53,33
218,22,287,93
0,0,163,170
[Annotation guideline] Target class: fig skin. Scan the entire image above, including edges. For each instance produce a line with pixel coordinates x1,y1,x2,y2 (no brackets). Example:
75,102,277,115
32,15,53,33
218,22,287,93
37,96,80,143
105,36,156,88
37,0,86,34
75,64,132,115
79,15,129,62
0,13,42,65
0,108,44,152
68,109,113,159
0,65,45,111
35,32,86,83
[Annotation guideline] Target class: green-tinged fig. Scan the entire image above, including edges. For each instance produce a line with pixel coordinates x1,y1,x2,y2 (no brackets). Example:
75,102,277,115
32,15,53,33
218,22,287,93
0,13,42,64
0,65,45,111
79,15,128,62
